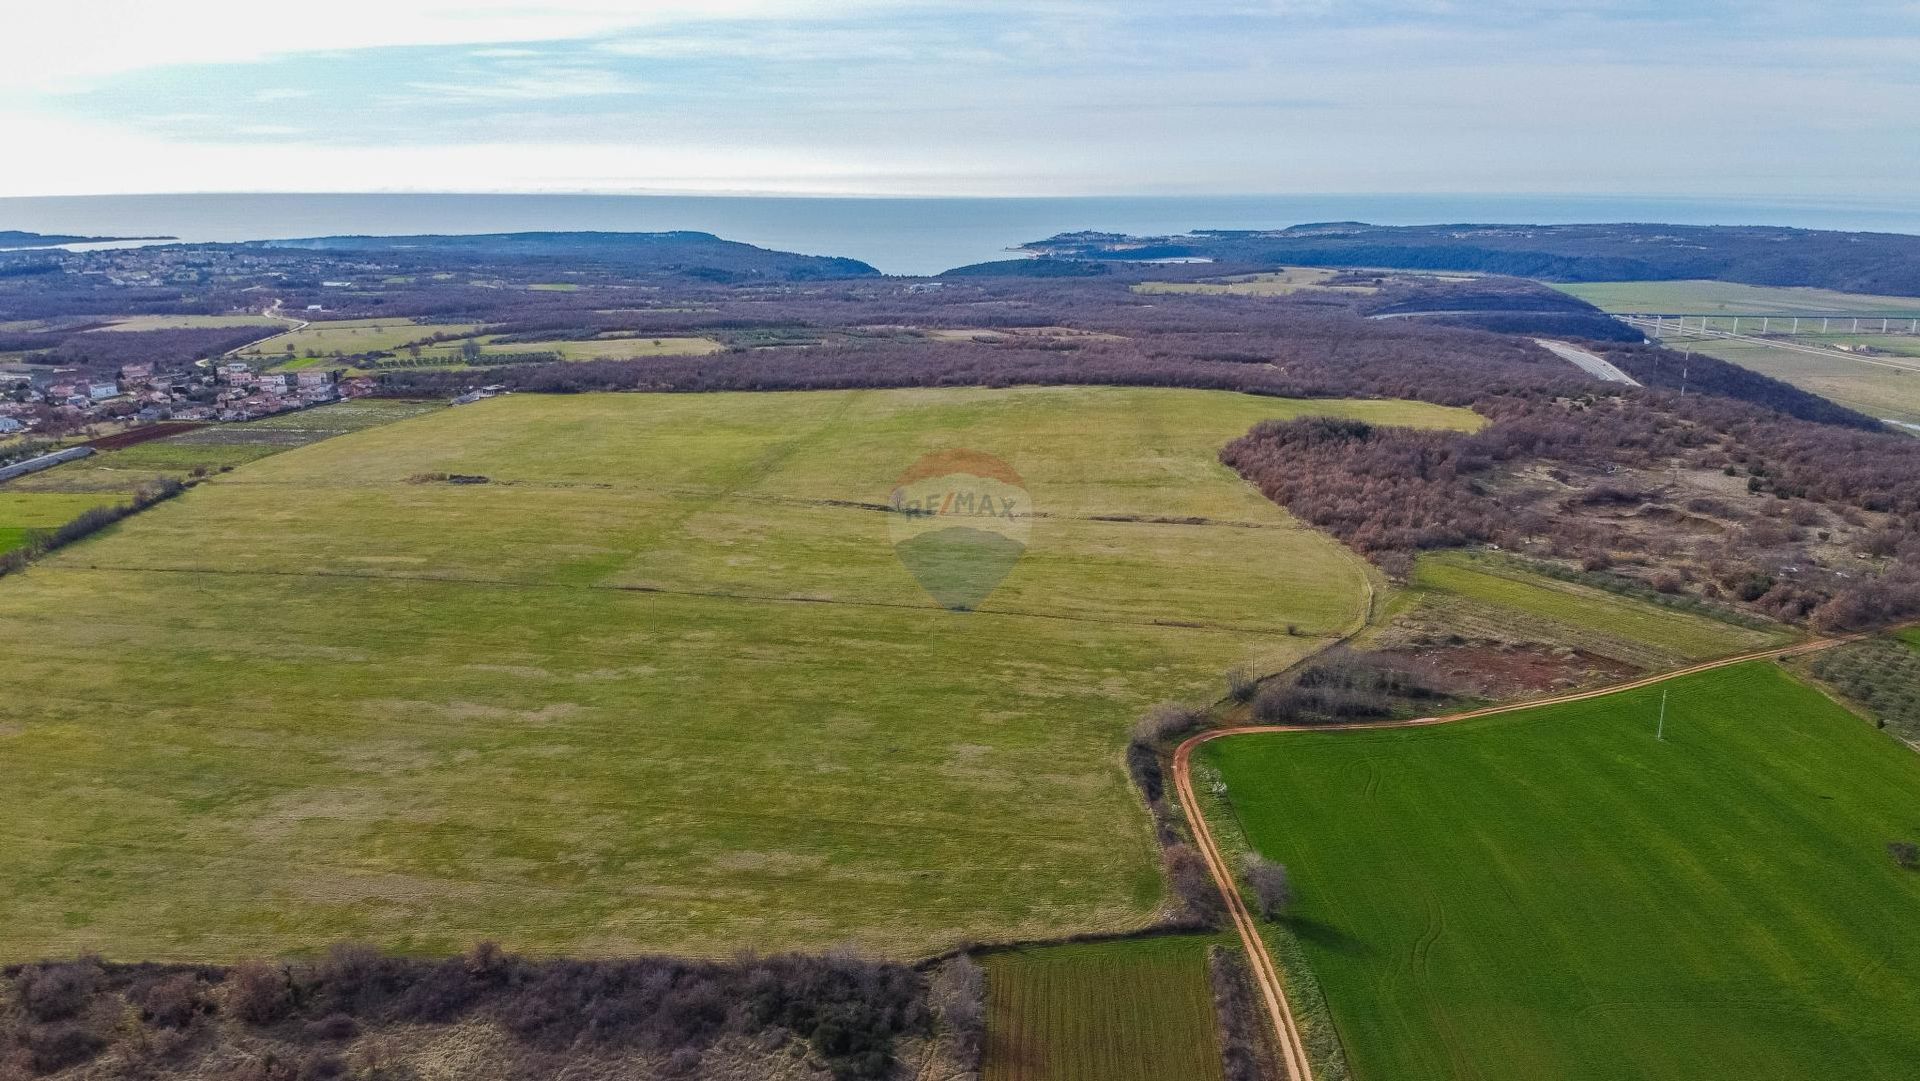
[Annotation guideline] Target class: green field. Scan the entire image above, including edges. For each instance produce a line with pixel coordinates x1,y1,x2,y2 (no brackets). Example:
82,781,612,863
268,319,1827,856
3,401,444,495
1203,662,1920,1081
91,314,288,333
241,318,485,360
0,387,1475,961
984,935,1226,1081
1557,280,1920,315
1640,333,1920,427
0,492,124,553
411,335,724,364
1135,268,1378,298
1396,552,1788,669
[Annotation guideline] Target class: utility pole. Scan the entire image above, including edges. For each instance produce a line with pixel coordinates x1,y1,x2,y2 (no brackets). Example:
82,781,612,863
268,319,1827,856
1657,688,1668,741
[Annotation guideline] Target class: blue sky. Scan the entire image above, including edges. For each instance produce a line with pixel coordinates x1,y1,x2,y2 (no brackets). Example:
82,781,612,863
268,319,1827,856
3,1,1917,197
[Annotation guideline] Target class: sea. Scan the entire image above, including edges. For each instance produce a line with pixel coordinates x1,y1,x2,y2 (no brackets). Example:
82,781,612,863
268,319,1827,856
2,192,1917,277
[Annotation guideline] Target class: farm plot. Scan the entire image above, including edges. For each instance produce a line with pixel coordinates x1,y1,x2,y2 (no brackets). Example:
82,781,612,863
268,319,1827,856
1797,633,1920,745
1135,268,1379,298
242,318,484,362
91,315,288,332
1556,280,1920,316
0,386,1474,962
406,335,725,365
1639,334,1920,429
1203,662,1920,1081
2,400,443,494
1392,552,1788,669
0,492,119,554
983,935,1227,1081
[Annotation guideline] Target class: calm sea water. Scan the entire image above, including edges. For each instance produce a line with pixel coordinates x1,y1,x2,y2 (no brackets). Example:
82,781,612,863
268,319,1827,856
2,192,1917,276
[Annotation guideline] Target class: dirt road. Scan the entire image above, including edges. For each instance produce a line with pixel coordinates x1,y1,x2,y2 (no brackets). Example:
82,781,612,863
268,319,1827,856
1171,628,1872,1080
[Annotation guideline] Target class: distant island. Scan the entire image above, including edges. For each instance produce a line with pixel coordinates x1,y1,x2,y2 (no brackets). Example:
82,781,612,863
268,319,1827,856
0,229,175,249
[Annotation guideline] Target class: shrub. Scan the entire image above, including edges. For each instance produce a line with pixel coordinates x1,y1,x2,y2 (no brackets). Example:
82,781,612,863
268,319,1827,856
1243,856,1292,920
132,972,209,1029
229,961,293,1025
927,956,986,1068
28,1024,108,1073
1131,702,1206,749
1208,947,1264,1081
1163,844,1226,927
303,1013,359,1041
297,1052,347,1081
1225,665,1259,703
1126,741,1164,806
16,959,101,1022
1253,649,1432,725
1251,683,1304,724
1891,841,1920,870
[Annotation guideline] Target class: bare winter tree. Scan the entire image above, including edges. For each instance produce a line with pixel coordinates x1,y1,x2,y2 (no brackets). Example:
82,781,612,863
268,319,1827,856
928,955,988,1072
1243,855,1292,920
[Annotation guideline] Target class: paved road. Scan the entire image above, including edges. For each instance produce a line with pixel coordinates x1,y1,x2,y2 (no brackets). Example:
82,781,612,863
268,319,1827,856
1534,338,1641,385
1171,627,1877,1080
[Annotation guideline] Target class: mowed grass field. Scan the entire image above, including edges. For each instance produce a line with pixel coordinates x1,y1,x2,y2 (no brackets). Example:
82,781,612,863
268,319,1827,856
1397,552,1788,669
983,935,1226,1081
1203,662,1920,1081
0,386,1477,962
1556,280,1920,315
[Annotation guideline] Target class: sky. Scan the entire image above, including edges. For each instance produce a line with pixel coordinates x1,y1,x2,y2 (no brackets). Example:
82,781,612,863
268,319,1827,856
3,0,1918,199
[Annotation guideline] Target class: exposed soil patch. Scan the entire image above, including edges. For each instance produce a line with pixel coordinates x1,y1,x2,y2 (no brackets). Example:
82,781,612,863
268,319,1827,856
1374,641,1640,701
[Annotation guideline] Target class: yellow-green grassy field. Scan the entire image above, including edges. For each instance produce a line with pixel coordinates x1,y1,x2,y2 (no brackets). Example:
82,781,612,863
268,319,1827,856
1557,280,1920,315
0,387,1475,962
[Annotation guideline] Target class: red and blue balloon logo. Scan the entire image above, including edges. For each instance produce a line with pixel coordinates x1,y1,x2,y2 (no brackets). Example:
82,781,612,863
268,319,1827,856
888,450,1031,611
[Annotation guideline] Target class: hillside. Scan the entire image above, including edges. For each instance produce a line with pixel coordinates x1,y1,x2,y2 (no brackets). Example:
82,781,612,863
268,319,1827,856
250,230,880,281
1016,222,1920,295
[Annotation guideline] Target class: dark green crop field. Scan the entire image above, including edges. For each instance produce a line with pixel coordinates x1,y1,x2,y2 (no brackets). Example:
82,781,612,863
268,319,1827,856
1204,662,1920,1081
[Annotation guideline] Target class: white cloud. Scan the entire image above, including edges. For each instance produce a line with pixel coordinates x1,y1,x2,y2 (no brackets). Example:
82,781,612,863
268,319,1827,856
0,0,914,90
0,0,1914,199
402,68,649,103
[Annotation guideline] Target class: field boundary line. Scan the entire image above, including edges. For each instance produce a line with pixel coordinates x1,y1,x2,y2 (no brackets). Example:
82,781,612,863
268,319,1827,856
1172,624,1894,1081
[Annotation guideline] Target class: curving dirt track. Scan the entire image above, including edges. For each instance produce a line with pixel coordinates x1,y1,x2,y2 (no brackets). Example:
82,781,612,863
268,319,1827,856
1171,628,1877,1080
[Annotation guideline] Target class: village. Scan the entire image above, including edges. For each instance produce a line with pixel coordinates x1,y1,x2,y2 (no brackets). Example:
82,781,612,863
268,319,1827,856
0,357,375,437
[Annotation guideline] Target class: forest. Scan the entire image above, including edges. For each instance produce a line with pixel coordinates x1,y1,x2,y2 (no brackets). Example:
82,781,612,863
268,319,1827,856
0,946,946,1081
1013,222,1920,295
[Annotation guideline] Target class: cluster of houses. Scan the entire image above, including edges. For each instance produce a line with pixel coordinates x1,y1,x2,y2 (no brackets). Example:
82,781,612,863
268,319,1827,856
207,362,369,421
0,359,374,436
